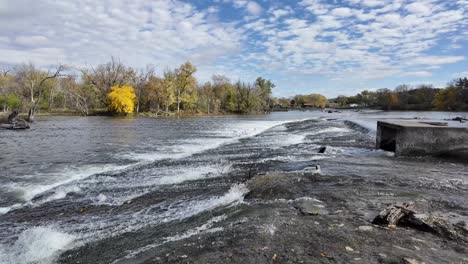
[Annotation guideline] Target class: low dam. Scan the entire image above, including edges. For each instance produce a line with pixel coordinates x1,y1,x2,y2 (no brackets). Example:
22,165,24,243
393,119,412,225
376,120,468,157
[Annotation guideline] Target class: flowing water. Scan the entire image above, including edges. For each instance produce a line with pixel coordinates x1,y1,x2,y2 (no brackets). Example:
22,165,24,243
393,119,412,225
0,111,467,263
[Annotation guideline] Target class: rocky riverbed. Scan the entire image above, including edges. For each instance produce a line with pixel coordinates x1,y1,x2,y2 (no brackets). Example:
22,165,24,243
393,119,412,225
49,117,467,264
1,113,467,264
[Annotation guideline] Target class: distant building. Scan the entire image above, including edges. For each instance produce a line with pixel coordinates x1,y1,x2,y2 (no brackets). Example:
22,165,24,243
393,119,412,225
348,104,359,108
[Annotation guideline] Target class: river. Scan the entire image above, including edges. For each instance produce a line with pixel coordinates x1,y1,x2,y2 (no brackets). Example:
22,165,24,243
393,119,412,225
0,110,467,263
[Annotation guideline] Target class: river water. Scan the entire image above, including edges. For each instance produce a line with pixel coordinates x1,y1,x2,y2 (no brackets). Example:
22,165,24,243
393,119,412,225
0,111,467,263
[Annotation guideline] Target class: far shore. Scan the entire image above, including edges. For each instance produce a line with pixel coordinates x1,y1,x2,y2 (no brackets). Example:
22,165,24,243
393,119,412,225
1,108,468,125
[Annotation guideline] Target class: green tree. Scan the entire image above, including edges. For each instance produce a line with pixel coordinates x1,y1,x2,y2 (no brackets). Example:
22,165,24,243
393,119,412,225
175,62,197,114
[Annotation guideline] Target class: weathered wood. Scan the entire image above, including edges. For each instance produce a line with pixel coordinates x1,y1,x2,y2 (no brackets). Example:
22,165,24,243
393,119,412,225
373,203,467,242
372,202,415,226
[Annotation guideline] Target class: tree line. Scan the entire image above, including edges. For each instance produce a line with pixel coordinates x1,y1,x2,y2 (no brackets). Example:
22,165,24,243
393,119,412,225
0,58,276,120
328,78,468,111
271,77,468,111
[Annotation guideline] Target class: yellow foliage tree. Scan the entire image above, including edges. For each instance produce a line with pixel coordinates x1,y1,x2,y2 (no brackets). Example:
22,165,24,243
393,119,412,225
107,85,136,114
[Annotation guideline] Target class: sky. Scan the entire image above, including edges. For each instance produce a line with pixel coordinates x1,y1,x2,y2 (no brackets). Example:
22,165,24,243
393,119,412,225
0,0,467,97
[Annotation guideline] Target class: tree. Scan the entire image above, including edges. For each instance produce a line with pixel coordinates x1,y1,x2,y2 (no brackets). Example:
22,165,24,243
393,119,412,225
0,94,20,112
255,77,275,111
107,85,136,114
200,82,214,114
0,69,20,112
81,57,135,106
433,87,459,111
15,64,66,122
63,77,94,115
304,94,327,108
175,62,197,114
336,95,347,107
133,66,155,113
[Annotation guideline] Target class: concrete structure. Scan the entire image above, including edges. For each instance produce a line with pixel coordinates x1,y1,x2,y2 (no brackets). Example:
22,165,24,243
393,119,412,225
376,120,468,157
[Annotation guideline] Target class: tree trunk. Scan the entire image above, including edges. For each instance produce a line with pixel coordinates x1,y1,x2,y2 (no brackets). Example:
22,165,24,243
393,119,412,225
177,91,181,114
28,108,35,122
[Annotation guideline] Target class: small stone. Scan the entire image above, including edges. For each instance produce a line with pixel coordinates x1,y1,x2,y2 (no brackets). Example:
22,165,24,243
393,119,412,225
272,254,278,261
345,246,354,252
358,226,373,231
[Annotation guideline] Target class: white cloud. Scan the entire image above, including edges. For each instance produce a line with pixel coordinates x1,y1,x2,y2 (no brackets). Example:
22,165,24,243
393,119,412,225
0,0,244,75
405,2,432,15
0,48,65,65
246,1,262,15
331,7,353,17
410,56,465,65
15,35,49,46
401,71,433,77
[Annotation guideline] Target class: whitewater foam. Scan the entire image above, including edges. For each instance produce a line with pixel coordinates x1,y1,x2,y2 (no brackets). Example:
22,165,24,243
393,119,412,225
116,119,306,163
15,164,130,202
116,215,228,262
0,227,75,264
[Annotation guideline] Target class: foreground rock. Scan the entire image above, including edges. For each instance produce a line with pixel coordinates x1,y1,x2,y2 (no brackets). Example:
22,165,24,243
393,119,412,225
97,171,467,264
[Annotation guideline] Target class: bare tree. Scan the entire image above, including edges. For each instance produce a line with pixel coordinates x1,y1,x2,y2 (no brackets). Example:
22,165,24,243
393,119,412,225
132,65,155,113
81,57,134,106
16,64,66,122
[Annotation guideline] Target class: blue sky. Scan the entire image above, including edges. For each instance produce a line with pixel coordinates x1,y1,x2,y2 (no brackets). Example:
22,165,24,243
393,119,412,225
0,0,467,97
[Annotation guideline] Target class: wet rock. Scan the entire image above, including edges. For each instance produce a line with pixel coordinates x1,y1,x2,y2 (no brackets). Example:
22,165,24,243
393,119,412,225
293,198,328,216
245,173,296,200
452,117,468,123
318,147,327,153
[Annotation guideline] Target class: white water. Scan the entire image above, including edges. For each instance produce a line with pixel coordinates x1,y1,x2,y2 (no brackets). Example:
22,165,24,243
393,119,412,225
116,120,295,163
1,118,302,214
0,227,75,264
64,183,249,244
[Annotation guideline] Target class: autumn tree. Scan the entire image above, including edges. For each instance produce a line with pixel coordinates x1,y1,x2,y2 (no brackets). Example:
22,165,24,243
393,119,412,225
433,87,459,111
82,57,135,106
255,77,275,111
107,85,136,114
175,62,197,114
305,94,327,108
200,81,214,114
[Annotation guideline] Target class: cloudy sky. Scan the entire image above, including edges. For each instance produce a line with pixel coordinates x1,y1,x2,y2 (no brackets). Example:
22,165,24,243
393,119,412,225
0,0,467,97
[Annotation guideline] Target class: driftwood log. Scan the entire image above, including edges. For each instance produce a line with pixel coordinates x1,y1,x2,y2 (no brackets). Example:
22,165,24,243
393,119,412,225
373,203,467,242
0,111,30,130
